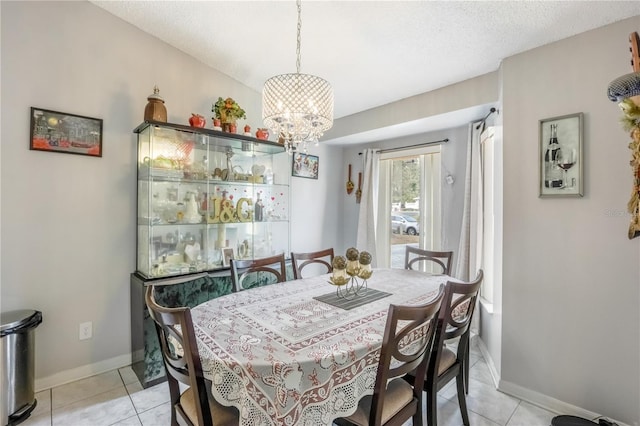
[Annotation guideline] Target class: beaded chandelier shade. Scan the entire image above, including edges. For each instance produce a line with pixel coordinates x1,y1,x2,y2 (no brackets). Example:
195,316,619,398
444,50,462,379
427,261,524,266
262,0,334,153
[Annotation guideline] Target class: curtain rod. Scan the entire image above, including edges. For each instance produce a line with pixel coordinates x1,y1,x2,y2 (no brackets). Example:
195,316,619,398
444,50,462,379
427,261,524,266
475,107,497,130
358,138,449,155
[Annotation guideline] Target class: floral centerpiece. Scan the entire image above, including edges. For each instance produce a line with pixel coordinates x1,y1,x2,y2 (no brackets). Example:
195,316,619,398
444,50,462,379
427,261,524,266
212,97,246,132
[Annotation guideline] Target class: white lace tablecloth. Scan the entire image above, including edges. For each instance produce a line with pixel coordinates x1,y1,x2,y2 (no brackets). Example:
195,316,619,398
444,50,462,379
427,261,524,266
190,268,448,425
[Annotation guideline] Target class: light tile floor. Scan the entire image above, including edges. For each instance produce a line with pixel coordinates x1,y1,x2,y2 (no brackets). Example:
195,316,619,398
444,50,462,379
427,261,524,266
21,340,557,426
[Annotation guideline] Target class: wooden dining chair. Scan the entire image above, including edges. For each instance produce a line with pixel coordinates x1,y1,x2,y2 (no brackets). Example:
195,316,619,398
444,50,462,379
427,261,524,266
230,253,287,292
145,285,239,426
408,270,483,426
404,246,453,275
335,286,445,426
291,248,334,279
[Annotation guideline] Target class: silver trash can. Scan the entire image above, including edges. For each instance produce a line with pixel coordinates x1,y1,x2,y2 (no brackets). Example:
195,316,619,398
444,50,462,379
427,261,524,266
1,310,42,426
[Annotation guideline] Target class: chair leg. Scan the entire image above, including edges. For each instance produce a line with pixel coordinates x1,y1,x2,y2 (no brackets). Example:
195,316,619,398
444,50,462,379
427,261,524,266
170,405,178,426
464,347,470,394
413,400,423,426
458,335,470,394
426,390,438,426
456,372,470,426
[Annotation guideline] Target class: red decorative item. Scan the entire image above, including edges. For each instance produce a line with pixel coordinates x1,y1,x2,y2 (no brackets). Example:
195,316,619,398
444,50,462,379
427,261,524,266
229,123,237,134
256,128,269,140
189,114,205,128
244,124,251,134
213,118,221,128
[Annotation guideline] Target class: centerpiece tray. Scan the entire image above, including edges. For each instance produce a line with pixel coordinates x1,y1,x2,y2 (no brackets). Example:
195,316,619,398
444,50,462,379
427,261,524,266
313,288,391,310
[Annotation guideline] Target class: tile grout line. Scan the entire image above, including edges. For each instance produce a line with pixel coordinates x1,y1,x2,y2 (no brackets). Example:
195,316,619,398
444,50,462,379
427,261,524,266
503,400,523,426
475,410,506,426
439,357,526,425
51,385,127,414
48,388,53,426
118,368,144,425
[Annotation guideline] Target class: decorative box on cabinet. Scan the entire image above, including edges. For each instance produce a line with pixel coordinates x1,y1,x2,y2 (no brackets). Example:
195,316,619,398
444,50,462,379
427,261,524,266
130,271,234,388
134,121,290,280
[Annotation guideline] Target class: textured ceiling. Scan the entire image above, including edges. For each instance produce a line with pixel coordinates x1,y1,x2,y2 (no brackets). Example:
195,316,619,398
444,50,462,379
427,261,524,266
92,1,640,139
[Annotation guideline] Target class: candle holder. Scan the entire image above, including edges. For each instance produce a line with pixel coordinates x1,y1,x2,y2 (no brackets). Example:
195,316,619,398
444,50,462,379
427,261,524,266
328,248,373,299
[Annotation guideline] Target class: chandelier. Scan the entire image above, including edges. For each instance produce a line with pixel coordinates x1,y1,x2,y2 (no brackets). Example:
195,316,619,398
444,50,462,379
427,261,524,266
262,0,334,154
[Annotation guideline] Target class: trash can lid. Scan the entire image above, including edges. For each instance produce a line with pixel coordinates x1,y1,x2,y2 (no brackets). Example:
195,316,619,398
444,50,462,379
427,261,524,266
551,415,597,426
1,310,42,333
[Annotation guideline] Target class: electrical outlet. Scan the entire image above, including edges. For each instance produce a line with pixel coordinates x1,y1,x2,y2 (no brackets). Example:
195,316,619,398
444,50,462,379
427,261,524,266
79,321,92,340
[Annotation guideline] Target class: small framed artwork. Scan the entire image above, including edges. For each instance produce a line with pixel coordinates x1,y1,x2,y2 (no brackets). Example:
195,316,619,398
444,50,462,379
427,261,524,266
539,112,583,197
222,248,235,267
292,153,319,179
30,107,103,157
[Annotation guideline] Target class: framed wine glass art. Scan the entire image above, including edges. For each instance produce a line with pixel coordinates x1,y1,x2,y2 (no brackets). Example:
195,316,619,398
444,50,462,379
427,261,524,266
539,112,584,198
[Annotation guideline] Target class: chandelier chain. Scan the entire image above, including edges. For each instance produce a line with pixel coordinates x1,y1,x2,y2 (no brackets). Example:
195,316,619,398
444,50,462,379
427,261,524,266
296,0,302,75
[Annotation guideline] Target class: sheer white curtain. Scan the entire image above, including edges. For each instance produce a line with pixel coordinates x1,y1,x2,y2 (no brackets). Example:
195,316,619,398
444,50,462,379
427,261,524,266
356,149,381,267
455,122,485,335
455,122,484,281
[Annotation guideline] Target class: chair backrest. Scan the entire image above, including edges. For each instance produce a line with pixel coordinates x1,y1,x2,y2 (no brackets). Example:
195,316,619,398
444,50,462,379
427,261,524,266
431,270,483,376
368,286,445,425
404,246,453,275
291,248,334,279
230,253,287,292
145,285,212,426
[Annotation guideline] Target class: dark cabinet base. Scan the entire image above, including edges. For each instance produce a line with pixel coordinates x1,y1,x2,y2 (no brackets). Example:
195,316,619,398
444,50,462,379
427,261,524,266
130,272,233,388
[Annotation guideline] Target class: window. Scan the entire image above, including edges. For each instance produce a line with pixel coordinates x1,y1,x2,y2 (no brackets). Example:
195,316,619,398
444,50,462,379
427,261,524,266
479,126,501,306
376,146,441,268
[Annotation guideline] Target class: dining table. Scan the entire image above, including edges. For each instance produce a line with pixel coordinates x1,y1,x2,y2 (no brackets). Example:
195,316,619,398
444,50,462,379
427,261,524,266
190,267,450,426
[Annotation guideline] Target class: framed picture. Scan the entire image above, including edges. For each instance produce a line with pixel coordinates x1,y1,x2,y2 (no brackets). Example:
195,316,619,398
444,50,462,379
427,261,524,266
539,112,583,197
222,248,235,267
292,153,319,179
30,107,103,157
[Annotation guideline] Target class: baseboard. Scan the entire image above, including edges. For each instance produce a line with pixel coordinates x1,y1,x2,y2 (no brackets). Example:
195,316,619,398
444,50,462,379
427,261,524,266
35,353,132,392
475,337,500,388
498,379,632,426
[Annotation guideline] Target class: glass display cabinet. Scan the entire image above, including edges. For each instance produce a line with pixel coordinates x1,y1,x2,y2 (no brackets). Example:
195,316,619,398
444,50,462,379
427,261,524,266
134,121,290,279
131,121,290,387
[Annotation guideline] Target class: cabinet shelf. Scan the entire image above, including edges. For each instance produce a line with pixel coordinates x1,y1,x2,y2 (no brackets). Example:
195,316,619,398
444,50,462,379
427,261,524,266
134,120,285,155
138,173,289,188
137,219,290,226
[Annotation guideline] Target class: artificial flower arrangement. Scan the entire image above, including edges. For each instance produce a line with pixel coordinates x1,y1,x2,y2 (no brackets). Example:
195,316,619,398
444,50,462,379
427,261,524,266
212,97,246,124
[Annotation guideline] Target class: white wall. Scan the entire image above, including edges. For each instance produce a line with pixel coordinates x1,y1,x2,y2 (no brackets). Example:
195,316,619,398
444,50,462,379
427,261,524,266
0,1,340,388
500,16,639,424
325,72,498,141
290,143,343,254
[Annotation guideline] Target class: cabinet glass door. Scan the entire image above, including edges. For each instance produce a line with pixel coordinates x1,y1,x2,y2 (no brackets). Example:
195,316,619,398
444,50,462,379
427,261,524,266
135,122,289,279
